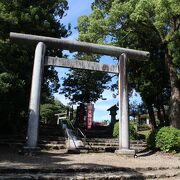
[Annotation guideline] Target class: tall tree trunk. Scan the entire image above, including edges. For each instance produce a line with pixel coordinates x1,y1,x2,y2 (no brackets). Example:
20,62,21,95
169,85,180,128
157,105,164,127
156,97,164,127
161,105,169,126
147,103,157,130
165,50,180,129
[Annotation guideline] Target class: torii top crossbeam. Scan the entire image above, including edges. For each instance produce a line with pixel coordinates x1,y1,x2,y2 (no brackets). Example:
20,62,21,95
10,32,149,60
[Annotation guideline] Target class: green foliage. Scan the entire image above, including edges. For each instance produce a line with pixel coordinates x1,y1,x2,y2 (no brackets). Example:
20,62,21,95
61,68,111,104
156,127,180,152
40,100,67,124
113,121,138,140
113,122,119,138
0,72,24,94
129,101,139,120
0,72,26,134
61,51,111,104
77,0,177,128
147,127,180,152
0,0,70,134
129,122,138,140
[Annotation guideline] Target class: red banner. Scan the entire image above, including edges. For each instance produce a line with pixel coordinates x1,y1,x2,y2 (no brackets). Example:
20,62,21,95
87,103,94,129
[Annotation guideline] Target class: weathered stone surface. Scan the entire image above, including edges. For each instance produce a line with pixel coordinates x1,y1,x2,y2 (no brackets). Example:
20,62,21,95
0,167,180,179
115,149,136,157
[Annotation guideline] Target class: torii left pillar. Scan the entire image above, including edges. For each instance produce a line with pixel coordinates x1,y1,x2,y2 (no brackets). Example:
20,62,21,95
24,42,46,153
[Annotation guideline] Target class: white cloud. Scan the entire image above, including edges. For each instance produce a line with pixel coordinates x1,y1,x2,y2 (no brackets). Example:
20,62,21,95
129,90,142,104
54,93,70,105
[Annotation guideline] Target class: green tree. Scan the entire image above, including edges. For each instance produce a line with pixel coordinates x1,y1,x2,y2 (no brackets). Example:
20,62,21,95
62,71,110,104
77,0,179,129
0,0,70,134
61,68,111,104
40,99,67,124
61,55,111,104
128,0,180,128
129,101,139,121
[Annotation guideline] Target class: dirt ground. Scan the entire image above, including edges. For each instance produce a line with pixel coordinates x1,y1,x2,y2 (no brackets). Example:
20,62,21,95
0,146,179,170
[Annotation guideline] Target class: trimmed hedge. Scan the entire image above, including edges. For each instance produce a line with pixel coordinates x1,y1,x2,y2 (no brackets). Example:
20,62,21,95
113,122,138,140
156,127,180,152
147,127,180,152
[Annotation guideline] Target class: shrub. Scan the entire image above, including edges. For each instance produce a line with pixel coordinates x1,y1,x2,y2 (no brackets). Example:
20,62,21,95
113,122,119,138
129,122,138,140
113,122,138,140
156,127,180,152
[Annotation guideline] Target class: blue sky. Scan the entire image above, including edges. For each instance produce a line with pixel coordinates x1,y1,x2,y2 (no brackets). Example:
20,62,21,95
54,0,142,122
61,0,94,40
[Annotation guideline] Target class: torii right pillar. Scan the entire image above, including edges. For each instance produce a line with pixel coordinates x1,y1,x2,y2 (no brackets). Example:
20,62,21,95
115,53,135,156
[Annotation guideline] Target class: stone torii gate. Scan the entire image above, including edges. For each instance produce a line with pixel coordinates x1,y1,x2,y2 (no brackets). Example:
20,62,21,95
10,32,149,156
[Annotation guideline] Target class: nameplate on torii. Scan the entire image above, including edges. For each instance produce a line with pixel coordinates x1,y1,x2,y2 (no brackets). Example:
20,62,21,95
45,56,119,74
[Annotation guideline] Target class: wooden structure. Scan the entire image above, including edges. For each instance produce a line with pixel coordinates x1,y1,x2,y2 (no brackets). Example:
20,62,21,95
10,32,149,156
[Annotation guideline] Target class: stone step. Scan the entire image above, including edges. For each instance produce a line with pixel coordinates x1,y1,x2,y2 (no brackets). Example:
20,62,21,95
40,143,66,150
143,168,180,179
86,139,146,144
87,142,147,147
0,136,66,143
0,140,146,153
0,143,66,151
0,139,65,143
85,138,119,143
0,141,66,147
0,140,67,151
0,167,179,179
0,136,65,141
83,145,146,153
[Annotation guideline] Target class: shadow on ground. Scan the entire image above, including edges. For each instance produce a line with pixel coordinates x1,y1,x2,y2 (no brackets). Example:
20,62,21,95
0,145,147,179
137,148,157,157
0,145,70,168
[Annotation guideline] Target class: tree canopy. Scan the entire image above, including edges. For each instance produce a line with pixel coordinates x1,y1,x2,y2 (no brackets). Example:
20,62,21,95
0,0,70,134
40,99,67,124
75,0,180,128
61,54,111,104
